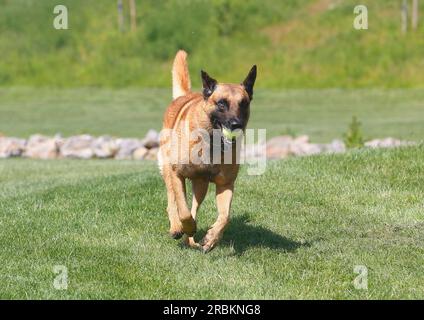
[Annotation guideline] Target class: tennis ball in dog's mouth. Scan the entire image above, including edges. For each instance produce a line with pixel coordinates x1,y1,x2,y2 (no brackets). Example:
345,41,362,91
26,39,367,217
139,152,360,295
222,127,243,140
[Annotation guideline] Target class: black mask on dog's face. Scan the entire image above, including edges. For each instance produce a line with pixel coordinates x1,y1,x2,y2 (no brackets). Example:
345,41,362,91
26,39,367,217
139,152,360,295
201,66,257,142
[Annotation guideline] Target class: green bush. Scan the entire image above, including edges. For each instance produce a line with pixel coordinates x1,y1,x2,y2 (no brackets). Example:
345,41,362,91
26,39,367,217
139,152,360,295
344,116,365,149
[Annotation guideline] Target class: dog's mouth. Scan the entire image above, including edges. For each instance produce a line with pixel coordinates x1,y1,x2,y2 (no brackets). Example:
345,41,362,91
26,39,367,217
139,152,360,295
214,123,243,145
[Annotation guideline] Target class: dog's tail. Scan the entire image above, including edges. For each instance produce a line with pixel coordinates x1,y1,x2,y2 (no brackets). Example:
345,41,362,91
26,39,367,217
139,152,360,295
172,50,191,100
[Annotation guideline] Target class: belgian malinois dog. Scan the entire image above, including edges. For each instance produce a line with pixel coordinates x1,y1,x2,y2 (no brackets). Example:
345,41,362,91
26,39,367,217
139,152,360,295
158,50,257,252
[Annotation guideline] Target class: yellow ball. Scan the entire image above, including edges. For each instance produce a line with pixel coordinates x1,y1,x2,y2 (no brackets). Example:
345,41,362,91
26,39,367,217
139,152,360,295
222,127,242,140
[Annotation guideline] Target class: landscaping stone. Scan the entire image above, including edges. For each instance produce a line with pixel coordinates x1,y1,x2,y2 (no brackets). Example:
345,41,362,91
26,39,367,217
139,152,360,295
325,139,346,153
266,135,292,159
144,147,159,161
0,132,417,162
92,136,118,159
365,137,416,149
115,138,144,160
61,135,95,159
0,137,26,158
290,142,322,157
23,134,59,159
133,146,148,160
142,129,160,149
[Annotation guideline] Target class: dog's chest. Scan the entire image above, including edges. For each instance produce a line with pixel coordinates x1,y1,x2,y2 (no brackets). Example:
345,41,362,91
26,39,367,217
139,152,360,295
174,163,221,180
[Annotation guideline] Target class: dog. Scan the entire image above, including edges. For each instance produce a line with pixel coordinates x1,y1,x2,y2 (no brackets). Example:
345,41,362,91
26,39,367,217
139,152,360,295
158,50,257,252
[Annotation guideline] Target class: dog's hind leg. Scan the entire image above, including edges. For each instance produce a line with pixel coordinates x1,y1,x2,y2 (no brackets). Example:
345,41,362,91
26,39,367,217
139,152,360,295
171,173,197,236
185,178,209,248
201,182,234,253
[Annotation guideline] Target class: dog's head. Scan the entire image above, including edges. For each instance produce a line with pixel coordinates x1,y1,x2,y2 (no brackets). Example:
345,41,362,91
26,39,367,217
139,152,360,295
201,66,257,143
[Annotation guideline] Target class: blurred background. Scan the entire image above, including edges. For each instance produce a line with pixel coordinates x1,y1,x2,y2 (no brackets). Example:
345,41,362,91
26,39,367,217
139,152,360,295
1,0,424,87
0,0,423,142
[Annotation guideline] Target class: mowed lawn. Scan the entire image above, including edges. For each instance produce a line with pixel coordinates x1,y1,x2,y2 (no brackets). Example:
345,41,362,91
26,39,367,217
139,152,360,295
0,146,423,299
1,88,424,142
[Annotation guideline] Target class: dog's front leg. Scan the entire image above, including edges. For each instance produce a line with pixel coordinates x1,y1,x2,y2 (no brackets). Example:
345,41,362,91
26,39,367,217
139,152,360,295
170,172,197,236
185,178,209,248
201,182,234,253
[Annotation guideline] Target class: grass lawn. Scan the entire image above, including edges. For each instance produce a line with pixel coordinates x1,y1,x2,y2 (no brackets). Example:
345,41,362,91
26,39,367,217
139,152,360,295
1,88,424,142
0,146,423,299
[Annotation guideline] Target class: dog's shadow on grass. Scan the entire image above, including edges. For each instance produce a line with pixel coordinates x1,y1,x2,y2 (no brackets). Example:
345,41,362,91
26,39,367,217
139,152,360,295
197,214,310,255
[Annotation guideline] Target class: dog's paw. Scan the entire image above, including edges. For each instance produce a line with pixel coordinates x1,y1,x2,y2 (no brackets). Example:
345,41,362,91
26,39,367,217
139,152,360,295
169,222,184,239
200,229,220,253
184,235,201,249
169,230,184,239
181,217,197,237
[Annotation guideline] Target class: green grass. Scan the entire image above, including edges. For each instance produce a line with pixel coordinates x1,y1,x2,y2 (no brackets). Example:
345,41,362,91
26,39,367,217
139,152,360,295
1,0,424,88
1,88,424,143
0,146,423,299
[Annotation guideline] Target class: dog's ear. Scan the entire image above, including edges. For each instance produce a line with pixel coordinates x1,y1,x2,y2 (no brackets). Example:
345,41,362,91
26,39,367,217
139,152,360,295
201,70,217,99
242,65,257,100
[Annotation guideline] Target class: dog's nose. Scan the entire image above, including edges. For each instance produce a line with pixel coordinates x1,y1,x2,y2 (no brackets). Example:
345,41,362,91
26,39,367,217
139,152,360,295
229,119,243,131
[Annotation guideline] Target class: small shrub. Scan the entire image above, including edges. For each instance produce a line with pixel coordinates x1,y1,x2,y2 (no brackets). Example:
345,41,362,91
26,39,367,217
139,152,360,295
343,116,364,149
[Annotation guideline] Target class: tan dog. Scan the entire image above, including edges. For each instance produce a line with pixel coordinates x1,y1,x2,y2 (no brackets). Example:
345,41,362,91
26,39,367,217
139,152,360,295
158,50,257,252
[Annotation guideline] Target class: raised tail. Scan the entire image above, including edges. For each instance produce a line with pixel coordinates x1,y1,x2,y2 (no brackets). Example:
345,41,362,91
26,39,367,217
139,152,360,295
172,50,191,100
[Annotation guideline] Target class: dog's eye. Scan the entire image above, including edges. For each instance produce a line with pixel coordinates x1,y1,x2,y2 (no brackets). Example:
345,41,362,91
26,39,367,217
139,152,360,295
216,99,228,111
239,99,249,108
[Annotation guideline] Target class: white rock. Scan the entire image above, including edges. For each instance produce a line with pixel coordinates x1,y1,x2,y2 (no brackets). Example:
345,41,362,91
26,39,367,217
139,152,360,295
290,142,322,156
365,137,416,149
144,147,159,160
23,134,59,159
293,135,310,145
0,137,26,158
265,135,293,159
142,129,160,149
115,138,144,160
133,147,148,160
92,136,118,159
61,135,95,159
325,139,346,154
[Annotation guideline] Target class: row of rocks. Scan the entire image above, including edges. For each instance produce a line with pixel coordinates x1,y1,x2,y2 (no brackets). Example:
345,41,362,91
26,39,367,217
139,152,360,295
0,130,159,160
264,135,344,159
261,135,416,159
0,131,417,161
364,137,417,149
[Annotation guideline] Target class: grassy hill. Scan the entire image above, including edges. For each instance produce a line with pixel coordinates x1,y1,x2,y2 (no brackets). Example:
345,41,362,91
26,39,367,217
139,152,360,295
1,0,424,88
1,146,423,299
